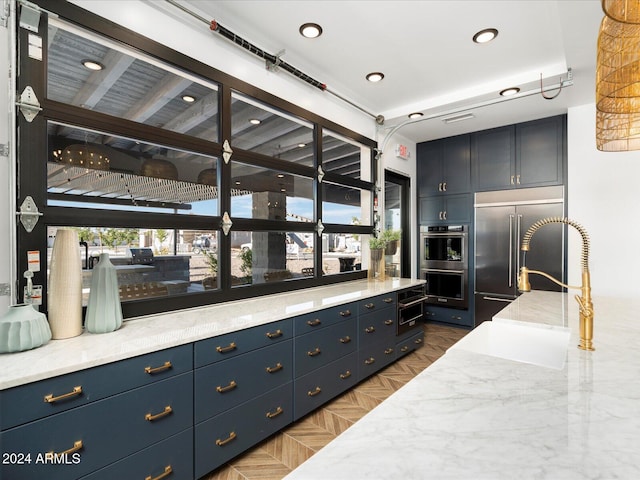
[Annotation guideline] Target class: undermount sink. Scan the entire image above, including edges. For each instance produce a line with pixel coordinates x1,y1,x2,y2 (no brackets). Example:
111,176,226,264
448,320,571,370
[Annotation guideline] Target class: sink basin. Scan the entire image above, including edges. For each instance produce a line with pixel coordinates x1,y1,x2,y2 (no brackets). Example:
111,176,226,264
448,321,571,370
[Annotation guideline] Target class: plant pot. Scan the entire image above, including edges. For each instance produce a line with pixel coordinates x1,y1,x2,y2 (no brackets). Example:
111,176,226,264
0,304,51,353
385,239,399,256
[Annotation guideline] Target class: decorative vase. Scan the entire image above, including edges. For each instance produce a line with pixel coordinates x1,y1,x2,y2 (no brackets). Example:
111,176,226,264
0,304,52,353
48,228,83,339
85,253,123,334
368,248,386,282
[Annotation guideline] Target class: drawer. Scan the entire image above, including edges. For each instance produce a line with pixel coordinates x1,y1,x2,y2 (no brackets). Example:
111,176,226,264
0,344,192,430
195,382,293,478
294,352,358,420
396,331,425,359
358,340,397,381
358,293,396,314
294,318,357,378
0,372,193,480
195,340,292,422
358,307,396,348
293,302,356,335
195,318,292,368
79,428,193,480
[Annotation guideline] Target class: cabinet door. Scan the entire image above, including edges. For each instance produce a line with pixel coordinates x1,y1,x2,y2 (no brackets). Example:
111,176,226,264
442,135,470,194
516,116,564,188
472,125,514,191
442,194,471,224
417,140,444,196
419,196,443,224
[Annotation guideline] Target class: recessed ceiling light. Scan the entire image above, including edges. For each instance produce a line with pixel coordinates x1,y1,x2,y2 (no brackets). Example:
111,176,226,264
499,87,520,97
408,112,424,119
82,59,104,71
297,143,306,148
473,28,498,44
182,95,196,103
277,173,285,178
299,23,323,38
366,72,384,82
249,118,261,125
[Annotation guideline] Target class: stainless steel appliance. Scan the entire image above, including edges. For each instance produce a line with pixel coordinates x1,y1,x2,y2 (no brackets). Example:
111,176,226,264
397,285,427,335
419,225,468,309
474,186,565,326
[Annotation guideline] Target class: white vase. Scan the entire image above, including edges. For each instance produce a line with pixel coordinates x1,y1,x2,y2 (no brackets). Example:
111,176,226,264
0,304,52,353
48,228,83,339
85,253,123,334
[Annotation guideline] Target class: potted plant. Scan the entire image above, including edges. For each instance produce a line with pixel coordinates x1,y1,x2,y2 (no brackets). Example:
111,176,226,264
381,229,401,256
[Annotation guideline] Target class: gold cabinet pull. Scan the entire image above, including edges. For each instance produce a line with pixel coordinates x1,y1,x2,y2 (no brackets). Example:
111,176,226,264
48,440,83,457
339,336,351,344
266,329,283,339
516,174,521,185
339,370,352,379
216,342,237,353
364,303,375,310
216,431,236,446
443,182,447,191
266,406,283,418
44,386,82,403
400,346,409,352
307,386,322,397
384,319,394,326
145,465,173,480
307,318,321,327
384,348,394,355
216,380,237,393
383,297,393,303
145,405,173,422
145,361,172,375
339,309,351,317
364,357,375,365
307,347,321,357
365,326,375,334
266,363,283,373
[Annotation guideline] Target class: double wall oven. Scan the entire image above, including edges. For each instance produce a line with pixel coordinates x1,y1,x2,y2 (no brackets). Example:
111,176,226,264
419,225,468,309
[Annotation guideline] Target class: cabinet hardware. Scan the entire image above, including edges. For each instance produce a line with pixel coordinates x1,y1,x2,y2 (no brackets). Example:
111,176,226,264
216,342,237,353
443,211,447,220
44,386,82,403
339,336,351,344
383,297,393,303
307,386,322,397
307,318,322,326
339,370,352,379
216,431,237,446
414,338,423,344
144,361,172,375
339,309,351,317
145,405,173,422
364,302,375,309
48,440,83,457
266,406,284,418
266,329,283,339
307,347,321,357
266,363,283,373
400,346,409,352
516,174,521,184
384,319,394,326
438,211,443,220
443,182,447,191
365,326,375,334
438,182,443,191
384,348,394,355
216,380,237,393
145,465,173,480
511,175,515,185
364,357,375,365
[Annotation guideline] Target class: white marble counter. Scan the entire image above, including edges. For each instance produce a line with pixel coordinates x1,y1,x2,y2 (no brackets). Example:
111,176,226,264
0,278,421,390
284,291,640,480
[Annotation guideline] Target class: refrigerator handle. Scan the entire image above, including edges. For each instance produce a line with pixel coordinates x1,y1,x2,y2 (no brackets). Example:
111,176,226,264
508,214,514,287
516,214,523,281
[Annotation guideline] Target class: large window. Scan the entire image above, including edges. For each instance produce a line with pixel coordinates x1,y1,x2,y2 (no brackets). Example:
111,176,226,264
17,3,376,318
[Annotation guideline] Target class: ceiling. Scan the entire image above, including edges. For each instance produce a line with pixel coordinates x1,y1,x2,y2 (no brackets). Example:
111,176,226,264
180,0,604,143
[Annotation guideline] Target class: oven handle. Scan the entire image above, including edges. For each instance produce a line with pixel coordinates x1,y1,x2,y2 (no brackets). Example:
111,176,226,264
398,296,430,309
422,269,465,274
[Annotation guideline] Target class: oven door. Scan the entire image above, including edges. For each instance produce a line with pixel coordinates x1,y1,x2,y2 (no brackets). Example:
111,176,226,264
422,269,468,309
420,232,466,271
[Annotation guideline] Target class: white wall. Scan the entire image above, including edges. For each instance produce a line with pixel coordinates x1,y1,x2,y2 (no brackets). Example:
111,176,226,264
567,103,640,298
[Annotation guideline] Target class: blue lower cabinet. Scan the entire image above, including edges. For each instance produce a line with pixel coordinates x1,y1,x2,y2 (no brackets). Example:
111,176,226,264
79,428,193,480
358,340,397,381
396,330,425,359
0,372,193,480
194,383,293,478
294,352,358,420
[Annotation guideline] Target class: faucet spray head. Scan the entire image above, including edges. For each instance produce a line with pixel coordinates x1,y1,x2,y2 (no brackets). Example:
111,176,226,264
517,266,531,292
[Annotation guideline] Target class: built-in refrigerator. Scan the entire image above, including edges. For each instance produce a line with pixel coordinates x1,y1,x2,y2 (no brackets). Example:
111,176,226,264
474,186,565,326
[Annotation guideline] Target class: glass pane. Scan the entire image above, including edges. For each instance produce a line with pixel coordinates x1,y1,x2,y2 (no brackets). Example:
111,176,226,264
231,92,314,166
321,182,371,225
47,122,219,215
231,162,313,221
230,231,315,286
322,130,371,181
47,20,219,141
321,234,362,276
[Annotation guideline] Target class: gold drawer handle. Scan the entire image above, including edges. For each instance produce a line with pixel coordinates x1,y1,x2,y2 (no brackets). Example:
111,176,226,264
216,380,237,393
365,326,375,334
307,347,321,357
48,440,83,457
146,465,173,480
339,370,352,379
266,329,283,339
307,318,321,327
216,342,237,353
145,405,173,422
266,363,283,373
364,357,375,365
216,431,237,446
383,297,394,303
384,348,394,355
308,386,322,397
384,319,394,326
414,338,423,344
339,336,351,344
145,361,172,375
266,406,283,418
339,309,351,317
44,386,82,403
364,303,375,309
400,346,409,352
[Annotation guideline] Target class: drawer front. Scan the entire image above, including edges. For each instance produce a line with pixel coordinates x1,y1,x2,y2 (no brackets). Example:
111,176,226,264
358,340,397,381
1,373,193,480
195,318,292,368
358,307,396,348
396,331,425,359
294,318,357,378
293,302,356,335
195,382,293,478
0,344,192,430
359,293,396,314
79,428,193,480
195,340,292,422
294,352,358,420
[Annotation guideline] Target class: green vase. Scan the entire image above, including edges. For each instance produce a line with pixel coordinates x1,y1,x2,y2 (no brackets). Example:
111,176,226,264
85,253,123,334
0,304,51,353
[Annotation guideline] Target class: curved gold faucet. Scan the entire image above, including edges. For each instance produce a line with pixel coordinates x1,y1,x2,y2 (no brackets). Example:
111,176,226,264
517,217,594,351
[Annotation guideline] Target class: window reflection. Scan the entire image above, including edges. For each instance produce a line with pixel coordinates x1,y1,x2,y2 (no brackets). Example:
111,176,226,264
321,233,362,275
322,130,371,181
321,182,371,225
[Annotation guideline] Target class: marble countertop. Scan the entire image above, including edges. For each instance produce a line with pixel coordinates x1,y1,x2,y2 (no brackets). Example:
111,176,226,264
284,291,640,480
0,278,422,390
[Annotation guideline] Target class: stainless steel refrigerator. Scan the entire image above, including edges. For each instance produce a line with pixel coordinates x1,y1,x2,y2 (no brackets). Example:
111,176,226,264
474,186,565,326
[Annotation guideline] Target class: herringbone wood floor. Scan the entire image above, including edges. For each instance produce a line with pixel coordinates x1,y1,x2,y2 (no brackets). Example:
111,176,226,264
203,322,468,480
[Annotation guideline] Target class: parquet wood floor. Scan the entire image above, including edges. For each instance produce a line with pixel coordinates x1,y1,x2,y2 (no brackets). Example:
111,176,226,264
203,322,468,480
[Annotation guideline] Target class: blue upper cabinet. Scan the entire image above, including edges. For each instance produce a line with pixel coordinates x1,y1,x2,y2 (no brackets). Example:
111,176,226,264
417,135,471,197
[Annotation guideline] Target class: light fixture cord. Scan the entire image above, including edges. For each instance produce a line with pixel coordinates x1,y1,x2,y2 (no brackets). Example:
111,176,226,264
540,73,563,100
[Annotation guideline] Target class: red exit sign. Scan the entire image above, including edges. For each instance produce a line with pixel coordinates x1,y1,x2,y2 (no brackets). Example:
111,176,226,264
395,144,410,160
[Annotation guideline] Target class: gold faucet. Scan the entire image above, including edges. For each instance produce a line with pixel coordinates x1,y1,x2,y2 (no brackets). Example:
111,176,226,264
517,217,594,351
